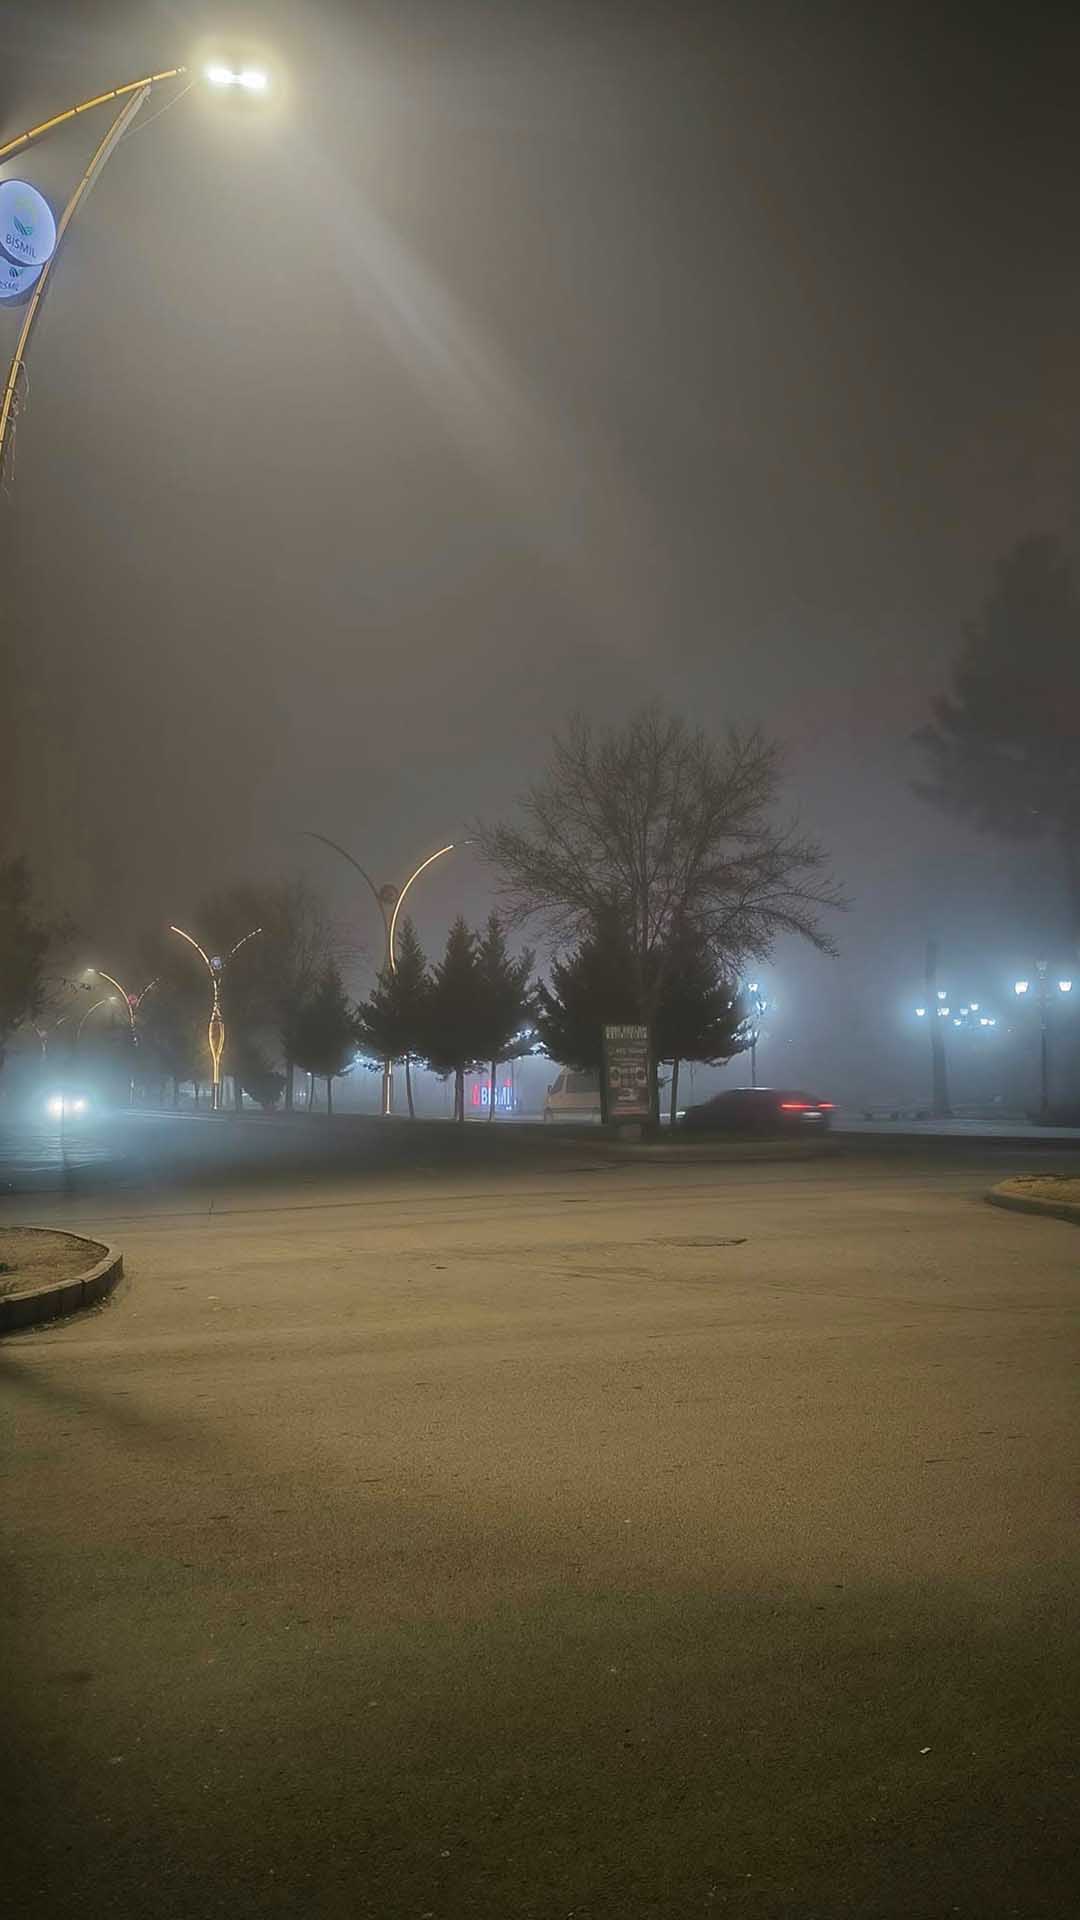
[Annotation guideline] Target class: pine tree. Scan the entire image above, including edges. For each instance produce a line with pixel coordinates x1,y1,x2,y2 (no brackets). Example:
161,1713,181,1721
475,912,535,1119
653,926,752,1123
290,963,358,1116
535,908,750,1124
424,917,486,1122
355,917,430,1117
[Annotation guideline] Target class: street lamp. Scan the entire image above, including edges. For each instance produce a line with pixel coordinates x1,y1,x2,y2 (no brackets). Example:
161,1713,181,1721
205,65,269,91
0,62,270,477
744,982,769,1088
1012,961,1074,1119
302,832,460,1115
169,925,261,1113
87,968,158,1105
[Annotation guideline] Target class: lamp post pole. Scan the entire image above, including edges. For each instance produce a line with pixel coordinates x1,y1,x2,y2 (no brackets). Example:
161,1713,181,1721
1,60,269,479
1036,961,1050,1120
302,833,458,1115
745,982,768,1088
0,71,186,474
88,969,158,1105
925,940,951,1119
1013,964,1072,1121
169,926,261,1114
76,995,117,1043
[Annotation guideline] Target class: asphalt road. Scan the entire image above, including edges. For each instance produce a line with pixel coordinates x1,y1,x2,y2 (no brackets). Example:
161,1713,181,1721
2,1131,1078,1918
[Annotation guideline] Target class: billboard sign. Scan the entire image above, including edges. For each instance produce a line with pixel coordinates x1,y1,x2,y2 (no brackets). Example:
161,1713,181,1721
0,180,57,270
602,1023,651,1121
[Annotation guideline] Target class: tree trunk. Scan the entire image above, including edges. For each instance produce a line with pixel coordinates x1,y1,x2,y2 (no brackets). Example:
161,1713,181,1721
670,1057,680,1127
306,1072,314,1112
405,1054,415,1118
193,1082,199,1107
488,1058,497,1120
284,1061,294,1113
455,1065,465,1122
326,1076,333,1116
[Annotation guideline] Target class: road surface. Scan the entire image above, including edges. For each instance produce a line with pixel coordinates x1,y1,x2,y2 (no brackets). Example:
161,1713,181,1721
2,1134,1077,1917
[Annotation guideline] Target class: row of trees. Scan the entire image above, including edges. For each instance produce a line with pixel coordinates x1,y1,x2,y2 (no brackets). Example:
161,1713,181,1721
3,705,837,1121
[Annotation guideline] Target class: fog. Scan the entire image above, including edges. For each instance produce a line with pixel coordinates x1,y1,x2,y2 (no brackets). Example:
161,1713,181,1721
5,0,1079,1106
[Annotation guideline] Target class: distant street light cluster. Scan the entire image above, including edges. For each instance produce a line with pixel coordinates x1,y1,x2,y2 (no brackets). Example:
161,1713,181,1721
914,957,1076,1121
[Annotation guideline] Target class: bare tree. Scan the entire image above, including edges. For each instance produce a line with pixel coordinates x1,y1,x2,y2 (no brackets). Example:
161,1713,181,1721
474,707,845,1120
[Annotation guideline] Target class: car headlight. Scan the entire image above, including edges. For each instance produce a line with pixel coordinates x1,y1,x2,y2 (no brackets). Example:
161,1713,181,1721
72,1098,87,1114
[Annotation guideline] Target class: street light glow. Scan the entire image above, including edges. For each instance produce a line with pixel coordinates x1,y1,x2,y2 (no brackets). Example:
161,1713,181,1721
1014,979,1029,995
205,63,269,90
937,1006,949,1017
915,1006,926,1017
1059,979,1073,994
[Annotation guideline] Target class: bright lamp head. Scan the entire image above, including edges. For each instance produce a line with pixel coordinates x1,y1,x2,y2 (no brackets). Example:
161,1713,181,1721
205,63,269,90
1059,979,1073,994
1014,979,1029,995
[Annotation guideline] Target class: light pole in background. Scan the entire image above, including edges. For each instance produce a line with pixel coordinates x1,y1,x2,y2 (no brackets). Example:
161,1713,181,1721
1013,962,1073,1119
303,833,459,1114
745,982,768,1087
86,968,158,1105
169,925,261,1113
914,986,997,1116
0,60,270,477
76,994,118,1043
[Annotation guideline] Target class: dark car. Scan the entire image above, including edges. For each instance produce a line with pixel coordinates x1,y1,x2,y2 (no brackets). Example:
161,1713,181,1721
679,1087,834,1134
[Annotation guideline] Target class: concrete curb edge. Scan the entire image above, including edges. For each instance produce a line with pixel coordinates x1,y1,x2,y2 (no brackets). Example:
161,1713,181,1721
986,1182,1080,1227
0,1229,124,1334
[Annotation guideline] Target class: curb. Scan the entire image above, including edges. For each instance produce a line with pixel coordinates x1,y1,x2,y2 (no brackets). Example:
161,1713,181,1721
0,1230,124,1334
986,1181,1080,1227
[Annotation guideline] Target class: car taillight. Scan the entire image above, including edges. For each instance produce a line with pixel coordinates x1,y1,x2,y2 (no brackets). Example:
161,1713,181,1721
817,1102,834,1110
780,1101,809,1110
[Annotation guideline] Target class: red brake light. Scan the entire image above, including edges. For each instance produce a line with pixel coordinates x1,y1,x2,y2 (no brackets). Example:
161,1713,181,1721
780,1101,809,1110
817,1102,834,1110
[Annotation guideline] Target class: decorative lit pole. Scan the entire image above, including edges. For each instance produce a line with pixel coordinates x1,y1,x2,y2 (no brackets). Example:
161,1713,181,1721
1013,963,1073,1119
303,833,459,1115
0,61,269,478
87,968,158,1105
169,925,261,1114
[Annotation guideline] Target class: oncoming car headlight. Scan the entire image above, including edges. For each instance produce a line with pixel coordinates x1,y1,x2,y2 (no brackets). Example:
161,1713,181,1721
45,1093,89,1118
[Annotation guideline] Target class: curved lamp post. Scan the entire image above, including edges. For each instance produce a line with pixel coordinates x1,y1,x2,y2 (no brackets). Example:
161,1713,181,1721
0,61,269,478
87,968,158,1105
302,833,459,1114
76,994,118,1043
169,925,261,1113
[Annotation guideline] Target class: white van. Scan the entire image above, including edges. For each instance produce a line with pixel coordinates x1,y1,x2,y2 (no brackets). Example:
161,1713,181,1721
543,1068,602,1123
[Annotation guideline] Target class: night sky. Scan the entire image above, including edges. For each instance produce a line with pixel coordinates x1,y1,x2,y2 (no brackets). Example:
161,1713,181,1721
5,0,1079,1100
